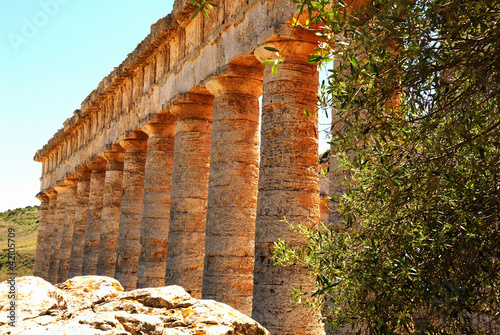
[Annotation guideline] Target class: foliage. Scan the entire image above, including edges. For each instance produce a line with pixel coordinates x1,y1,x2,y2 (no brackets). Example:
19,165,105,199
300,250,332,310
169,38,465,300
189,0,218,19
274,0,500,333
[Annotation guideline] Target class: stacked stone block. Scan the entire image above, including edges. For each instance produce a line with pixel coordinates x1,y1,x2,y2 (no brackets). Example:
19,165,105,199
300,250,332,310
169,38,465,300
33,1,329,333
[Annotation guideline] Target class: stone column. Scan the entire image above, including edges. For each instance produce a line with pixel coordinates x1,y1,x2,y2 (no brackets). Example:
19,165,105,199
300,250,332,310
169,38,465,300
164,92,213,298
33,193,49,277
96,144,125,277
68,166,92,278
81,157,107,275
252,35,323,334
201,66,263,316
48,182,68,284
57,177,78,282
41,189,57,280
114,131,148,291
136,114,176,288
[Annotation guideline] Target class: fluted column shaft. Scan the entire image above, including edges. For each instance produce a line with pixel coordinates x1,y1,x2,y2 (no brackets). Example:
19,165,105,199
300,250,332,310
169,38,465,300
33,193,49,277
82,158,107,275
136,114,176,288
68,167,92,278
97,145,125,277
57,179,78,282
41,190,57,280
202,72,262,316
165,93,213,298
48,184,68,284
114,131,148,291
252,36,323,334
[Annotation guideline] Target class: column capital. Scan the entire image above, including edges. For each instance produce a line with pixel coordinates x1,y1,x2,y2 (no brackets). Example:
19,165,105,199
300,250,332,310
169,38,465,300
87,156,107,172
46,188,58,198
163,92,214,120
63,177,79,188
141,113,176,137
75,165,92,180
36,192,49,203
119,130,148,152
54,181,69,194
103,143,125,164
205,64,263,97
206,75,262,97
254,29,319,64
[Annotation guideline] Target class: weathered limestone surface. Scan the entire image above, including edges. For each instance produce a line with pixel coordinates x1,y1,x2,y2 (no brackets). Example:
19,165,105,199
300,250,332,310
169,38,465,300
165,93,213,299
96,145,126,278
202,69,263,316
33,194,49,277
114,131,148,291
136,113,176,289
252,36,324,334
0,276,270,335
48,184,68,284
82,158,107,275
33,1,329,334
41,190,57,280
34,0,299,192
68,166,92,278
57,178,78,283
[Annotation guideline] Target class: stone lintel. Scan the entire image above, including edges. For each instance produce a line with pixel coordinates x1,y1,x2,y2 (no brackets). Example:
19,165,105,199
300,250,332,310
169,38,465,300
33,0,199,161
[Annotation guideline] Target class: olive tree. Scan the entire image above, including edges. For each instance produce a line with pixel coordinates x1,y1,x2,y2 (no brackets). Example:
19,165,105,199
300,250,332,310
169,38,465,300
274,0,500,333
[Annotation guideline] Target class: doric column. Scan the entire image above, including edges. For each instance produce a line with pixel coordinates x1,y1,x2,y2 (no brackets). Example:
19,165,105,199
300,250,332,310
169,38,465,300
41,189,57,280
136,114,176,288
252,34,323,334
201,66,263,316
81,156,107,275
33,193,49,277
96,144,125,277
57,177,78,282
48,182,68,284
68,166,92,278
114,130,148,291
164,92,213,298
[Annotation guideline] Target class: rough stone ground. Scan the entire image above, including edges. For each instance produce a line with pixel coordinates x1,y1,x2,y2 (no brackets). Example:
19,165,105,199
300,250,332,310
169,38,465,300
0,276,269,335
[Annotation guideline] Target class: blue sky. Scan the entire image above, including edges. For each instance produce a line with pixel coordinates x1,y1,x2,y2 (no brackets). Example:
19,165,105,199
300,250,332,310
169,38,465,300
0,0,331,212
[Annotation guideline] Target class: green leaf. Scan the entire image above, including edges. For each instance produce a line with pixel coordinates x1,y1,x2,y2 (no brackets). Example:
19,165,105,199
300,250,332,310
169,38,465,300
264,46,279,52
352,148,363,155
350,56,359,68
190,7,202,20
271,63,279,75
261,60,275,66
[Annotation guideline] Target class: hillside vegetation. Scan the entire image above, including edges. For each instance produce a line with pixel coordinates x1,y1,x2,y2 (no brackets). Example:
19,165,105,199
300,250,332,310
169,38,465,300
0,206,39,282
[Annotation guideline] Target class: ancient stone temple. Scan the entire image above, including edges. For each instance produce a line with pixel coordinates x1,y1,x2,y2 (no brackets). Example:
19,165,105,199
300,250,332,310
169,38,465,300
33,0,324,333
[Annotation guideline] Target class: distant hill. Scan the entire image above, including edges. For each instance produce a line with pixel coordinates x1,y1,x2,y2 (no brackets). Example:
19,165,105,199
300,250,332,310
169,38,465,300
0,206,39,282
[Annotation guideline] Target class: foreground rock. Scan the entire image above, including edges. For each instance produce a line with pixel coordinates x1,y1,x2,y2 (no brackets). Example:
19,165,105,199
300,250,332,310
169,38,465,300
0,276,269,335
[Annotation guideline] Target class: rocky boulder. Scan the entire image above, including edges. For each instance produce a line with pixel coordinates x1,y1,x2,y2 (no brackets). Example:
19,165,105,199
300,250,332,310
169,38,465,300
0,276,269,335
